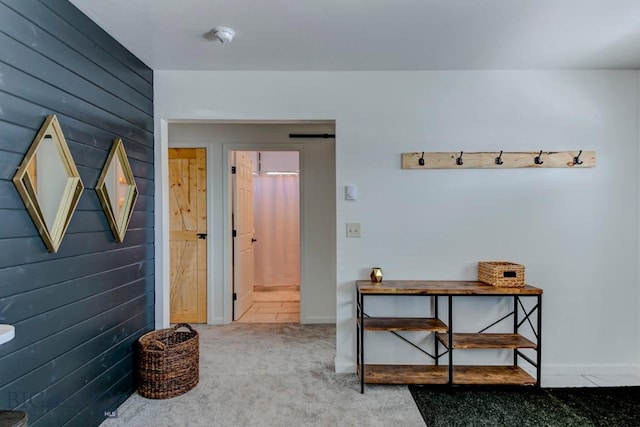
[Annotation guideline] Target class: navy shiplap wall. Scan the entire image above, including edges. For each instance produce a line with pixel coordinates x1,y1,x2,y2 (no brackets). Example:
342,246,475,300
0,1,154,426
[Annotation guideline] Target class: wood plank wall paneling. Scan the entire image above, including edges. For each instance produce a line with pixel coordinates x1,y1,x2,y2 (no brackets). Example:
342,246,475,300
0,1,154,426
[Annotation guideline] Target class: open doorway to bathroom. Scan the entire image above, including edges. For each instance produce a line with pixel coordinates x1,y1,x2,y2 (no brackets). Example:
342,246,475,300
234,150,300,323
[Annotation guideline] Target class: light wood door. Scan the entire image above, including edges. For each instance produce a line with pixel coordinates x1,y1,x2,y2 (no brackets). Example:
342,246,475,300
233,152,255,320
169,148,207,323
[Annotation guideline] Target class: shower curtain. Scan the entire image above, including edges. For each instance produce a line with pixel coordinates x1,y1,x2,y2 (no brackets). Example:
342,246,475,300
253,174,300,287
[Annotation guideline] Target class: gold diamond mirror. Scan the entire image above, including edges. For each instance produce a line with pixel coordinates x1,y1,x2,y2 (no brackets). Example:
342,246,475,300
96,138,138,243
13,115,84,253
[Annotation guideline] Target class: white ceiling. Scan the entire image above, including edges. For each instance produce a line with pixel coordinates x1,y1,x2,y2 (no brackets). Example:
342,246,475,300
69,0,640,71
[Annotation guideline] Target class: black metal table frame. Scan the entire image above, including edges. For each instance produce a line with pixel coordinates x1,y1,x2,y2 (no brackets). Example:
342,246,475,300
356,288,542,393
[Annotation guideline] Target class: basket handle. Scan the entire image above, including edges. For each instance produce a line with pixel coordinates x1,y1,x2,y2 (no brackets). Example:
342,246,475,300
147,339,166,351
146,324,194,350
173,323,195,333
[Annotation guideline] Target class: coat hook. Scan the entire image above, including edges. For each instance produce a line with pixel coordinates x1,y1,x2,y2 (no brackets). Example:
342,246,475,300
573,150,583,165
534,150,544,165
456,151,464,166
418,152,425,166
495,150,504,165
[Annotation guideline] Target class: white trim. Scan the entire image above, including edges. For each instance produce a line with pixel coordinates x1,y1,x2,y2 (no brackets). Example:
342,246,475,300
208,316,226,325
335,362,356,374
154,119,170,329
637,71,640,373
303,316,336,324
543,364,640,376
335,363,640,377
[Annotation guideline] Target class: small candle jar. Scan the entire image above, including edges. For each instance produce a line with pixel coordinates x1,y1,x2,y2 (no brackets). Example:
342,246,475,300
370,267,383,283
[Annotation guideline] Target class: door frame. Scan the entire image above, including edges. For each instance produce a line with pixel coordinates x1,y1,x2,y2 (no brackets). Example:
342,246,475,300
158,119,334,329
225,144,303,324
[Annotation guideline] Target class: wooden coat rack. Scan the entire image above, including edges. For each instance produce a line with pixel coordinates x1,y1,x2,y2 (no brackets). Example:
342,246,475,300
401,150,595,169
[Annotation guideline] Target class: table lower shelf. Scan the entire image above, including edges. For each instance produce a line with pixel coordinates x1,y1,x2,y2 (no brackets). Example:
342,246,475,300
359,364,449,384
358,364,536,385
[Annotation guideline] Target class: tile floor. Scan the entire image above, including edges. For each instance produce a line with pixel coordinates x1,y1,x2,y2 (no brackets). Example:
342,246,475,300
236,289,300,323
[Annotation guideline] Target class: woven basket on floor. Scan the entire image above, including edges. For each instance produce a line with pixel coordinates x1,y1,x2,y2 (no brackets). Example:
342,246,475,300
137,323,199,399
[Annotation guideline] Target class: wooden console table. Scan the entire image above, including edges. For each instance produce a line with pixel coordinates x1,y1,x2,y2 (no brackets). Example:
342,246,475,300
356,280,543,393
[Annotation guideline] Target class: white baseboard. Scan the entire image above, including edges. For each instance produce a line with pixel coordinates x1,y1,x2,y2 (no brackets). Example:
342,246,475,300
543,363,640,376
335,362,356,374
301,316,336,324
205,316,333,324
334,362,640,377
207,317,225,325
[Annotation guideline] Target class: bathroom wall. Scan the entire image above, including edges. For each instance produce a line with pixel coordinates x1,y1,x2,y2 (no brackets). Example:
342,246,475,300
252,152,301,288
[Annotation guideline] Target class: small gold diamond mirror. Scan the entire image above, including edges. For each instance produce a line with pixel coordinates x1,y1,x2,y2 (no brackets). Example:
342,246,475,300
13,115,84,253
96,138,138,242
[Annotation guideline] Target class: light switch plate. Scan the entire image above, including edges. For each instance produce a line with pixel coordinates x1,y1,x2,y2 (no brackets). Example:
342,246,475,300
346,223,361,238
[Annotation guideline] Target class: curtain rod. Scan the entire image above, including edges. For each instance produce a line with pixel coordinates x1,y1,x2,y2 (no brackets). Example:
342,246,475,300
253,171,299,176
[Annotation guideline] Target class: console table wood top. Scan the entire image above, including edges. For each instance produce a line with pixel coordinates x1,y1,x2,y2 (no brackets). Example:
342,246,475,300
356,280,543,295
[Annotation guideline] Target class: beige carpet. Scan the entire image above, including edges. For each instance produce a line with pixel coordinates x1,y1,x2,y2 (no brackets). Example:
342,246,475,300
100,324,424,427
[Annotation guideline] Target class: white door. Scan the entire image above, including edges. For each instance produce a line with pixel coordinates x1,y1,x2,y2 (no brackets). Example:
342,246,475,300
232,152,255,320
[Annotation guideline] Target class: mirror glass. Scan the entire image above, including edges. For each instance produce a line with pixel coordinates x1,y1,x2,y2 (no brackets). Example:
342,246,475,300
13,115,84,253
96,138,138,242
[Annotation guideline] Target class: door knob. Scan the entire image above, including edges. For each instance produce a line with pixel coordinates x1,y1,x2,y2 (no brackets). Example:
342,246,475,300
251,238,257,243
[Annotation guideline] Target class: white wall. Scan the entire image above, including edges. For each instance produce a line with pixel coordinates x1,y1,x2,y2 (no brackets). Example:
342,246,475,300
246,151,299,173
155,70,639,377
258,151,299,173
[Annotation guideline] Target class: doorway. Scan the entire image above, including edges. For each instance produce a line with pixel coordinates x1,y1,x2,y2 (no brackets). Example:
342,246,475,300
163,121,336,327
233,150,301,323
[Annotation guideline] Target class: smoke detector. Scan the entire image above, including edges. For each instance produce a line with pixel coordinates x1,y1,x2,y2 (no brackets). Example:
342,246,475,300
211,26,235,43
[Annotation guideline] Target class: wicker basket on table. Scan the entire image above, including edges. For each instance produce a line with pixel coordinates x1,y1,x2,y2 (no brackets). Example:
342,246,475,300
137,323,199,399
478,261,525,287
